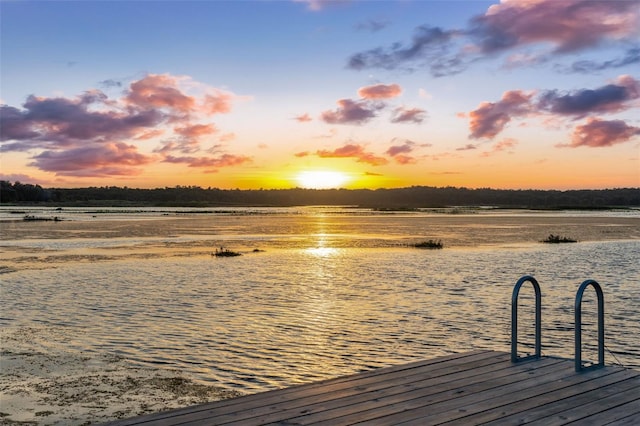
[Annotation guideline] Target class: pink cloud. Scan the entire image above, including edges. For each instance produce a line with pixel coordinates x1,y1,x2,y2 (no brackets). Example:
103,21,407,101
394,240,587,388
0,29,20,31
30,143,152,177
564,118,640,148
467,76,640,142
386,140,418,164
0,173,51,186
0,73,242,177
293,0,349,11
475,0,640,54
320,99,383,125
294,113,312,122
135,129,165,140
480,138,518,157
218,132,236,142
468,90,534,139
348,0,639,76
163,153,251,168
174,124,217,138
125,74,196,113
358,83,402,99
391,106,427,124
13,94,162,147
202,92,234,114
316,143,388,166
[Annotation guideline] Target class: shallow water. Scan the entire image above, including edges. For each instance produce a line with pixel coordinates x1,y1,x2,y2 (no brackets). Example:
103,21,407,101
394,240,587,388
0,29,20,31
1,207,639,393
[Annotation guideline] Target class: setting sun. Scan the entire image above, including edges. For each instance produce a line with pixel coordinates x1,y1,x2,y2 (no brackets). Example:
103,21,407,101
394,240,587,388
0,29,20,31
296,171,350,189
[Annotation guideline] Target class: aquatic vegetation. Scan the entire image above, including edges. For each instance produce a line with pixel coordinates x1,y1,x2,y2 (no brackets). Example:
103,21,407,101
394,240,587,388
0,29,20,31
23,215,61,221
213,247,242,257
542,234,577,243
414,239,443,249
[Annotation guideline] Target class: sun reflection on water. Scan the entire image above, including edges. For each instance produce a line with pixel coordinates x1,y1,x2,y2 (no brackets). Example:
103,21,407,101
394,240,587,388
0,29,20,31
305,246,340,257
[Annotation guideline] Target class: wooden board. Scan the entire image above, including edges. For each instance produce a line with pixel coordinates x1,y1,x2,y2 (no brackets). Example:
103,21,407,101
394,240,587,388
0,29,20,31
103,350,640,426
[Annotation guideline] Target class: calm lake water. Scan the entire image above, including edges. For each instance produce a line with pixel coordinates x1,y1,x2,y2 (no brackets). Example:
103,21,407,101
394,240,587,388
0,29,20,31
1,206,639,393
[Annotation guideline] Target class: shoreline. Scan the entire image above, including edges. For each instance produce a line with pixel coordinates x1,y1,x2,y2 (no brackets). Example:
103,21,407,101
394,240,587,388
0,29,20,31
0,326,243,425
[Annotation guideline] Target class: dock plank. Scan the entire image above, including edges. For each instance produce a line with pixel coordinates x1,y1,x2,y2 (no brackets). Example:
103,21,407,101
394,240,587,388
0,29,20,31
213,352,513,425
443,369,637,425
103,351,640,426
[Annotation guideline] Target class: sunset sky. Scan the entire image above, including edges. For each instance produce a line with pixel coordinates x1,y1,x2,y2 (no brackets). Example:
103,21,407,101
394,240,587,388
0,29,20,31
1,0,639,190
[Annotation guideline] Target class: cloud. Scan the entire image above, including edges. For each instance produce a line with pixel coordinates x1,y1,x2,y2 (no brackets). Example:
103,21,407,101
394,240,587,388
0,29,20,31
163,153,251,169
29,143,153,177
386,140,418,164
0,173,51,186
320,99,384,125
135,129,165,140
537,75,640,118
174,124,217,138
294,113,312,122
456,144,477,151
347,25,462,75
125,74,196,113
466,75,640,140
471,0,639,55
468,90,534,139
355,19,390,33
563,118,640,148
357,83,402,99
203,92,234,114
347,0,640,76
0,73,242,177
316,143,388,165
293,0,349,11
480,138,518,156
99,79,123,88
0,105,41,144
418,88,433,100
561,47,640,73
218,132,236,142
2,92,163,150
391,106,427,124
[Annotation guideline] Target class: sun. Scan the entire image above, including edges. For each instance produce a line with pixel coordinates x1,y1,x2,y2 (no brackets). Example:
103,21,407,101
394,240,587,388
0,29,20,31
296,170,350,189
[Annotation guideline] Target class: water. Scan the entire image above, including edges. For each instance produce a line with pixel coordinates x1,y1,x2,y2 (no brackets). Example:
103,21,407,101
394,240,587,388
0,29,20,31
1,207,639,393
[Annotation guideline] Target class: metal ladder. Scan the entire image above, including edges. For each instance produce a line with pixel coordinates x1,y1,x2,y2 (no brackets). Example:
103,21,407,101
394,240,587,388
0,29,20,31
510,275,605,372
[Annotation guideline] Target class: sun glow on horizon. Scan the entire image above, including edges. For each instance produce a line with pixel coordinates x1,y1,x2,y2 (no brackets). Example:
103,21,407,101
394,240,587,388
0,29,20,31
295,171,351,189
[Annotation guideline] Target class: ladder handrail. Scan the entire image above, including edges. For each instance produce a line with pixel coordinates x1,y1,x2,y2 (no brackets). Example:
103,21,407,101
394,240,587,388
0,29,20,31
511,275,542,363
575,279,605,372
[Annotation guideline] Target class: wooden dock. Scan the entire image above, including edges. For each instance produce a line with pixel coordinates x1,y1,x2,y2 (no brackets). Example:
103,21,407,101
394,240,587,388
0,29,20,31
105,350,640,425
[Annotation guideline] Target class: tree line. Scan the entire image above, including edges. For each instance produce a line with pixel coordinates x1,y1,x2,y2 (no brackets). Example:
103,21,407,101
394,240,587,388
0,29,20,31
1,180,639,209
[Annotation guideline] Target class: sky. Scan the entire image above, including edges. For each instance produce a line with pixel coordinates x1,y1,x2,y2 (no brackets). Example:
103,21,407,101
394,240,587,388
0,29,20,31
1,0,639,190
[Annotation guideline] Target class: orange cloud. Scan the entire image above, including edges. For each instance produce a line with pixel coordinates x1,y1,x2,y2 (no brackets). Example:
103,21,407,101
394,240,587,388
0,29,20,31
316,143,388,166
174,124,217,138
202,92,234,114
358,83,402,99
480,138,518,157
